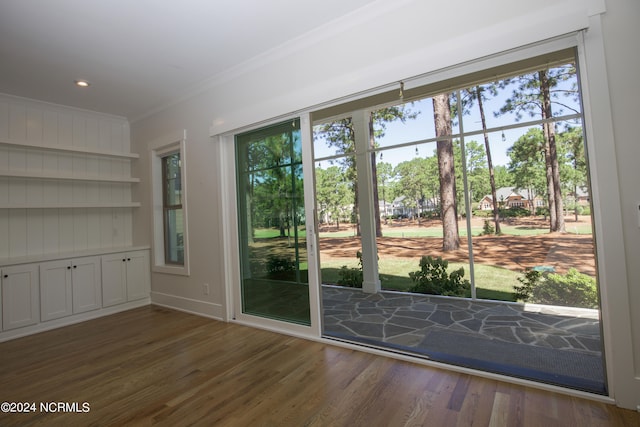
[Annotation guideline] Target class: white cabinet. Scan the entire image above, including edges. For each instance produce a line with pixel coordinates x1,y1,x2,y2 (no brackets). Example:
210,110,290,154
39,260,73,321
126,251,151,301
72,257,102,314
101,250,150,307
1,263,39,330
0,248,149,338
40,257,101,321
101,254,127,307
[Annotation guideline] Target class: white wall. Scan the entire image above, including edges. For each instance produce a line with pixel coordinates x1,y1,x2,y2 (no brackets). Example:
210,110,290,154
0,94,134,260
130,0,640,408
131,95,225,318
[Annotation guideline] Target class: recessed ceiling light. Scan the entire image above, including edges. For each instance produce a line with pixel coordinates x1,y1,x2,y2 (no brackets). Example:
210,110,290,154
75,80,90,87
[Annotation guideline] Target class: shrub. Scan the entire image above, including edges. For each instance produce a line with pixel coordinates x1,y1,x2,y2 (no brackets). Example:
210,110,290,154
514,268,598,308
501,206,530,217
337,251,363,288
513,269,542,301
408,256,470,297
266,256,295,274
536,207,550,216
472,209,491,218
482,219,495,235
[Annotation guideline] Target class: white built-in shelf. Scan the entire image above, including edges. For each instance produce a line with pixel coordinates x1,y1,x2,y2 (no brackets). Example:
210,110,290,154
0,245,150,268
0,202,141,209
0,170,140,183
0,138,139,159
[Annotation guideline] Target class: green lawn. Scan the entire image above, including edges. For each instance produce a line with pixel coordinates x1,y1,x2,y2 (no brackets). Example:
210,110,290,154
253,227,307,239
319,258,520,302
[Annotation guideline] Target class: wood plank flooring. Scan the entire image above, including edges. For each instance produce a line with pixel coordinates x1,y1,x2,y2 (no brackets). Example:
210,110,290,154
0,306,637,426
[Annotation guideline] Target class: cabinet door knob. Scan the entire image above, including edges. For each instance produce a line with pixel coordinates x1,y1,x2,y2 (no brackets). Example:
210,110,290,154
67,266,71,270
3,274,7,278
122,259,126,262
127,258,131,261
73,265,77,269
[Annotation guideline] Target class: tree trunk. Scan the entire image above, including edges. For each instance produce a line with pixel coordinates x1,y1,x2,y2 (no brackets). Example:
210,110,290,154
369,115,383,237
433,94,460,251
346,125,361,237
475,86,501,234
539,71,565,232
574,184,579,222
537,72,557,232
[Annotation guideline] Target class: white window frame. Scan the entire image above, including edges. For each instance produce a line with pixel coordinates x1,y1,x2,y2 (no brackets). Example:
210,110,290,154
149,130,190,276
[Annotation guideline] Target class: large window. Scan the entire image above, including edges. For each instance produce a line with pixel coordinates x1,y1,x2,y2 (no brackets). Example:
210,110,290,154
314,48,605,394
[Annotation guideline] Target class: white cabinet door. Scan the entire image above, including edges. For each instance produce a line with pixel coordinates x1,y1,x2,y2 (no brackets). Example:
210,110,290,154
2,264,40,330
72,256,101,314
101,253,127,307
126,251,150,302
40,259,73,321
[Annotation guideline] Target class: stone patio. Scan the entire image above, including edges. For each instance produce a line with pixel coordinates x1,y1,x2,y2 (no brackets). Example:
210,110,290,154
322,285,605,393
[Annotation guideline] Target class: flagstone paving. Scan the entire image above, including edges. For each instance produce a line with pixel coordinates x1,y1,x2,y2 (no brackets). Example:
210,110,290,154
322,286,602,356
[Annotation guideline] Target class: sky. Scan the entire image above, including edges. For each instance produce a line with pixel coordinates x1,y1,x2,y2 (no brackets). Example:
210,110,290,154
313,69,583,171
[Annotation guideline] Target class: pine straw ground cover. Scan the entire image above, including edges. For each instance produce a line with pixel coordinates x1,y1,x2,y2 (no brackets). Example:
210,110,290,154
318,216,595,299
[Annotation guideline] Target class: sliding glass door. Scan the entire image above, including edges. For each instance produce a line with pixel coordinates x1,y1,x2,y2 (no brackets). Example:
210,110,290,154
235,119,310,325
313,52,606,394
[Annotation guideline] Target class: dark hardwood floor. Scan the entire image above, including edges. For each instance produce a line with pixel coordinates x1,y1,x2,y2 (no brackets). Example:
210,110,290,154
0,306,637,426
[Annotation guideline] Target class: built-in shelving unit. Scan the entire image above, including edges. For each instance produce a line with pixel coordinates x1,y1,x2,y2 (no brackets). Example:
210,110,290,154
0,94,141,260
0,138,139,159
0,169,140,183
0,134,140,210
0,202,141,209
0,94,150,342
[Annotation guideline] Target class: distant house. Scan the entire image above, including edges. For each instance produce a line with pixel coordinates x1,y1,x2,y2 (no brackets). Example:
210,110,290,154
378,196,439,219
478,187,544,211
568,186,590,206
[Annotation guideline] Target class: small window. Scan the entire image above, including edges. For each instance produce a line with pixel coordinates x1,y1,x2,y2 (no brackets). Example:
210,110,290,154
161,152,184,265
150,131,189,276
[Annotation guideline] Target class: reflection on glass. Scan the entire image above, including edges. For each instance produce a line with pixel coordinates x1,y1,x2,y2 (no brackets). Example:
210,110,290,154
165,208,184,264
235,119,310,325
162,152,183,265
163,153,181,206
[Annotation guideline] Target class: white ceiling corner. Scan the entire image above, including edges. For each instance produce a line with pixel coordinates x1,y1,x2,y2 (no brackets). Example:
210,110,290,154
0,0,380,121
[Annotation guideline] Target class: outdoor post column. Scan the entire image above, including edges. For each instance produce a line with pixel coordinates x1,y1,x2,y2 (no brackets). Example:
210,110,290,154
353,109,381,294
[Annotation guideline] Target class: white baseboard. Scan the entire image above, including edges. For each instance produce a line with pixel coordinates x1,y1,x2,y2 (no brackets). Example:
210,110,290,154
150,291,224,320
0,298,150,342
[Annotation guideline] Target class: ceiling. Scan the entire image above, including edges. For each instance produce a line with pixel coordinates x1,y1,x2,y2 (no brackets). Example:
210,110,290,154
0,0,378,121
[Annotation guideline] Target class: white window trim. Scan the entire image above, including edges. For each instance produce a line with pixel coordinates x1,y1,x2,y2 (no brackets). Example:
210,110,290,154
149,130,190,276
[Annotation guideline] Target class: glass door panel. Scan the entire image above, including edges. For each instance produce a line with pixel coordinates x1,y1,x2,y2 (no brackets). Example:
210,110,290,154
235,119,310,325
314,62,605,394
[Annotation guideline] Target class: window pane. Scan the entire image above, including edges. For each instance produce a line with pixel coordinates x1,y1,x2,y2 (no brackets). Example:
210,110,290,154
315,158,362,287
313,118,355,159
373,143,471,295
235,118,310,325
163,153,181,207
460,64,582,134
165,208,184,265
317,56,603,395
